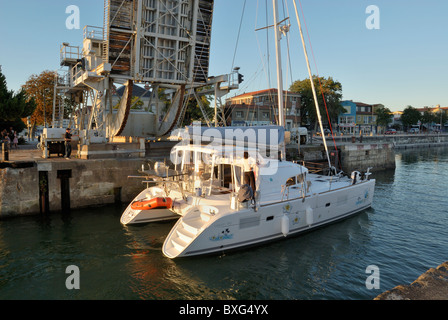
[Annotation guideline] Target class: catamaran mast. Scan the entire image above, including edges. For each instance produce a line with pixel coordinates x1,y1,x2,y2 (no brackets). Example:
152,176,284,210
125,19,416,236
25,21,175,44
292,0,331,169
272,0,286,160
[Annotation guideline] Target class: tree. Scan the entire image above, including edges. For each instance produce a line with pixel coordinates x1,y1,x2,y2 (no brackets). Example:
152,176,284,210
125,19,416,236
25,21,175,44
400,106,421,130
289,76,344,129
375,106,392,130
436,108,447,131
0,70,36,133
421,108,437,130
181,95,213,127
22,70,56,128
113,96,144,110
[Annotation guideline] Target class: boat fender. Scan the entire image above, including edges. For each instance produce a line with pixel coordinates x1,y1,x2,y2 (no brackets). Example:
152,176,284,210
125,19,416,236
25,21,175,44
231,195,237,210
281,215,289,237
306,207,313,226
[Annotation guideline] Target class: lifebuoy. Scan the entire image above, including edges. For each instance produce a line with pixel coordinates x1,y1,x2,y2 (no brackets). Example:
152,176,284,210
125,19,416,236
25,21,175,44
131,197,173,211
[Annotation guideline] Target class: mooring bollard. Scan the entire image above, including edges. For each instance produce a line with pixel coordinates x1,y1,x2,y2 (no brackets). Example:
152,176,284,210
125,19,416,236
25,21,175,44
2,142,9,161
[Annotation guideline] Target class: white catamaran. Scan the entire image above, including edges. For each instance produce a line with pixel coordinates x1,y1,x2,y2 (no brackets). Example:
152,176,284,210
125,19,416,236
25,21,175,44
120,0,376,259
121,126,375,259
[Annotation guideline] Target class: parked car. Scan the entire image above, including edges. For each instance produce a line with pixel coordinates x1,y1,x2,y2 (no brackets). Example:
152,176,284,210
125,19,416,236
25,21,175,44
409,128,419,133
385,129,397,135
317,128,331,136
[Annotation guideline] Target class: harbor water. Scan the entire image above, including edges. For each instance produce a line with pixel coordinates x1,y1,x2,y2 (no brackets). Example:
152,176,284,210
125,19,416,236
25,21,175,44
1,147,448,300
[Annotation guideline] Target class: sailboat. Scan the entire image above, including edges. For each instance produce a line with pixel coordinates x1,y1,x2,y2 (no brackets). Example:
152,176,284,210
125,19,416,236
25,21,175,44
120,0,375,259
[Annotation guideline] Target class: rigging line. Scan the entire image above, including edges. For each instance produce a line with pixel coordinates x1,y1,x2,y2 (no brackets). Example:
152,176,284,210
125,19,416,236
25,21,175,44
296,0,338,152
265,0,271,88
231,0,247,73
283,2,294,87
255,29,274,105
222,63,266,124
255,0,272,91
292,0,331,170
254,0,275,108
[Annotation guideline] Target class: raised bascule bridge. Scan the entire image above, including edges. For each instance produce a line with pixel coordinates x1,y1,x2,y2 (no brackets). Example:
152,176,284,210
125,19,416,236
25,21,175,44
45,0,241,159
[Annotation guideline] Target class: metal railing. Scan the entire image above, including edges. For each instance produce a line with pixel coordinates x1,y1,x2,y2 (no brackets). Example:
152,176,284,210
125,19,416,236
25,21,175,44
83,25,105,41
71,63,85,85
60,45,81,62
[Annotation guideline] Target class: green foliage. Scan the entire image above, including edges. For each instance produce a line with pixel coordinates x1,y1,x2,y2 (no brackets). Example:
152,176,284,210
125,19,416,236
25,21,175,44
0,70,36,132
375,106,393,127
113,96,144,109
421,109,437,125
289,76,344,127
181,95,213,127
400,106,421,129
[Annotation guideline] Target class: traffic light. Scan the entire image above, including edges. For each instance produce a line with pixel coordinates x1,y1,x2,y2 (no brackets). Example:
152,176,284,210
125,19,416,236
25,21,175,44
238,73,244,84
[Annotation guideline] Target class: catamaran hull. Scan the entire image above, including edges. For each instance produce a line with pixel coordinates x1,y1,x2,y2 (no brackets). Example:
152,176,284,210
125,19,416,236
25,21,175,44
121,207,178,225
163,179,375,258
179,203,370,257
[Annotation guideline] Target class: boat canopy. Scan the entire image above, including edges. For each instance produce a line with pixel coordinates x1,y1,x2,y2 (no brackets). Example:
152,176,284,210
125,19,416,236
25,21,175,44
174,125,285,149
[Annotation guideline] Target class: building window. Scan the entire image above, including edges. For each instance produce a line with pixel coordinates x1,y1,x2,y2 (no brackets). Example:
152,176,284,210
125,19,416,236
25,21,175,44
262,112,269,119
340,116,355,124
236,111,244,118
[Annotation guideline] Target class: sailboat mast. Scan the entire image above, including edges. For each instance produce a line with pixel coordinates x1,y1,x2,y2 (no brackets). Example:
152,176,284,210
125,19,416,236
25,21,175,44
292,0,331,169
272,0,286,160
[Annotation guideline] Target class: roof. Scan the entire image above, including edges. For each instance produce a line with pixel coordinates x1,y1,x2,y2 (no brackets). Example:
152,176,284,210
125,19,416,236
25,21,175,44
115,84,152,98
416,106,448,112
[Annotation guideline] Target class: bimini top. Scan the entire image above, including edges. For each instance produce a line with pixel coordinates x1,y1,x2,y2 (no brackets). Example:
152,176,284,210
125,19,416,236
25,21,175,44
172,125,285,149
170,143,308,178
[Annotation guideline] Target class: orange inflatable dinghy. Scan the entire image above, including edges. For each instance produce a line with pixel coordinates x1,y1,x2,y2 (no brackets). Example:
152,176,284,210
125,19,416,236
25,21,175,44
131,197,173,211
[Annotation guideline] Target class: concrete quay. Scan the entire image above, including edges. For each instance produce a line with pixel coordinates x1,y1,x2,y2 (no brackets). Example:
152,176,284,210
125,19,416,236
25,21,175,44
328,132,448,149
375,261,448,300
298,132,448,173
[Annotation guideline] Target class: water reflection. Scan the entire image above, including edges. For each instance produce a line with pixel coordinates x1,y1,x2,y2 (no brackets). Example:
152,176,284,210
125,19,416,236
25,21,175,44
125,210,373,300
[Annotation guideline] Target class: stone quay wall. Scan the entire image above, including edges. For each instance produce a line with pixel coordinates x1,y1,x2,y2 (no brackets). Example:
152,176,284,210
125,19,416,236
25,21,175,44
0,158,149,218
339,143,396,173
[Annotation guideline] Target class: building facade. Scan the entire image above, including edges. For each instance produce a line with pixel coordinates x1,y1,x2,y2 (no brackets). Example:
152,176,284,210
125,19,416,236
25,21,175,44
338,101,379,134
224,89,302,130
338,101,357,134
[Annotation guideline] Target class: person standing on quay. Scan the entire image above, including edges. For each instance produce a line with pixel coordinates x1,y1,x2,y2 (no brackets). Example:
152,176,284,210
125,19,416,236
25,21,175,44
13,133,18,149
64,128,72,159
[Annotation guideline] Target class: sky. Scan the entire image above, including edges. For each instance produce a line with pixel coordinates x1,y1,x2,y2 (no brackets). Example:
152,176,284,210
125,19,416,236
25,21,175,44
0,0,447,112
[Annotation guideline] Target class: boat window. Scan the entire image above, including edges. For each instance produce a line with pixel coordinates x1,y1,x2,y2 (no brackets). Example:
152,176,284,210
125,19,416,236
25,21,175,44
286,176,296,187
297,173,306,184
233,165,242,187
